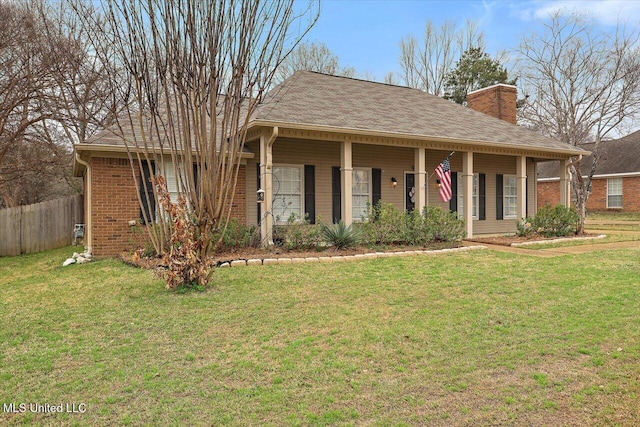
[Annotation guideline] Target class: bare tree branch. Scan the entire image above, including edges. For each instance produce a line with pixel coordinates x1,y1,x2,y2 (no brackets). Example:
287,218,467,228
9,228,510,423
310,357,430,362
516,12,640,232
74,0,319,285
399,19,485,96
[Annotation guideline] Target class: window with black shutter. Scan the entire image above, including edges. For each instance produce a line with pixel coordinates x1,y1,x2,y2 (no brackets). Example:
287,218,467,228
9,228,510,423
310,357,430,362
139,161,156,224
304,165,316,224
331,166,341,223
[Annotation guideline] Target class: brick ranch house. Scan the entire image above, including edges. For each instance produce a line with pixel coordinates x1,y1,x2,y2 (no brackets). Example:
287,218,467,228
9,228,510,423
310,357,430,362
538,130,640,212
73,71,586,256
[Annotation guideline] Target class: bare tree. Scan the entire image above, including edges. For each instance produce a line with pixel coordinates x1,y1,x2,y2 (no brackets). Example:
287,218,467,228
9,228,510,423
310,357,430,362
76,0,318,287
516,12,640,232
399,19,485,95
37,1,122,146
275,40,355,82
0,1,93,207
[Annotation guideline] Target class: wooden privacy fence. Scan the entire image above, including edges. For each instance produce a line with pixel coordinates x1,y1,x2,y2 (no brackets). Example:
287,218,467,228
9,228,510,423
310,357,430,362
0,195,84,256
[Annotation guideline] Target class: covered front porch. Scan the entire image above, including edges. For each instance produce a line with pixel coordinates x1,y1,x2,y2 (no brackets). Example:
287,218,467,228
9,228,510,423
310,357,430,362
245,126,573,246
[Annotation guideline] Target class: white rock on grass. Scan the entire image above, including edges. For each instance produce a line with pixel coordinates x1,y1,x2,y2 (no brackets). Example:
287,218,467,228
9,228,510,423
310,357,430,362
63,251,93,266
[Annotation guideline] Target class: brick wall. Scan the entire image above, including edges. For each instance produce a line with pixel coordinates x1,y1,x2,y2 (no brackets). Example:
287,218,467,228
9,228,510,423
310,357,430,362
467,84,517,125
230,165,246,224
624,176,640,211
89,157,247,257
537,176,640,212
90,157,147,257
537,181,561,207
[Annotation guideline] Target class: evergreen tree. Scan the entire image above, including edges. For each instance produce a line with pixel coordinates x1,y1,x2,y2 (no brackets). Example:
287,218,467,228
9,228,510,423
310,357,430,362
443,47,515,104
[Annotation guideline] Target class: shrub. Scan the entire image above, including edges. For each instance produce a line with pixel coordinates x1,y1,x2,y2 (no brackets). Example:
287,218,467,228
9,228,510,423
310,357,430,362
154,176,212,290
320,221,361,249
360,202,465,246
401,208,433,246
273,213,322,250
213,218,259,251
517,204,579,238
361,202,404,245
422,206,466,242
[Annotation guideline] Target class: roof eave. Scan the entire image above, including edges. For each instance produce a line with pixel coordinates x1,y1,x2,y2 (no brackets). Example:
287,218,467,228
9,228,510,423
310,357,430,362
72,143,255,177
248,120,588,157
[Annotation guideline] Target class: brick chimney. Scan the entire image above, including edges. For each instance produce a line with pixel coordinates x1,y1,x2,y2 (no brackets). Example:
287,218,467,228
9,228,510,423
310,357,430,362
467,84,517,125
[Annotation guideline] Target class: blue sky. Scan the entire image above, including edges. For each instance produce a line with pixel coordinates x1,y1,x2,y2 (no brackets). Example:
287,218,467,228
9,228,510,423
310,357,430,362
302,0,640,80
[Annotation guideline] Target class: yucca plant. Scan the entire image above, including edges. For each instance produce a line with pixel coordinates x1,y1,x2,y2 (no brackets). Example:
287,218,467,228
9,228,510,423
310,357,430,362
319,221,361,250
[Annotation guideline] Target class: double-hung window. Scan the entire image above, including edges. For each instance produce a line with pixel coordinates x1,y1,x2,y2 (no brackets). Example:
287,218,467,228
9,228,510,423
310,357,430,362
607,178,623,208
352,168,371,221
503,175,518,219
273,165,302,222
457,173,479,219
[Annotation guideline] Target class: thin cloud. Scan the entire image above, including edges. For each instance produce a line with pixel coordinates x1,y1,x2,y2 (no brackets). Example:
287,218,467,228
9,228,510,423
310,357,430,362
514,0,640,26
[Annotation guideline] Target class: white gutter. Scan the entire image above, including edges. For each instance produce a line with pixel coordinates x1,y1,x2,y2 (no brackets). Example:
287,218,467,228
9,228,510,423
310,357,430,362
74,143,255,159
539,170,640,182
74,153,92,254
248,120,589,157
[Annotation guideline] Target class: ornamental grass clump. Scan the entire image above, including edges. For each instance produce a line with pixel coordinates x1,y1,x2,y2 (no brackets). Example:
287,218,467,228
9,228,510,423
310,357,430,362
319,221,361,249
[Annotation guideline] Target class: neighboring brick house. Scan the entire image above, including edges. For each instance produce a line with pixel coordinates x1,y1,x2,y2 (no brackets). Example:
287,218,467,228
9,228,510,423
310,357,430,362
537,130,640,212
74,72,586,256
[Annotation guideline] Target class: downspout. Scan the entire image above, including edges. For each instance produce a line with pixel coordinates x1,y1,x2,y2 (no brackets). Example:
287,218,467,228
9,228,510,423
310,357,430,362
566,154,583,172
562,154,582,208
75,152,92,254
267,126,279,155
566,154,583,192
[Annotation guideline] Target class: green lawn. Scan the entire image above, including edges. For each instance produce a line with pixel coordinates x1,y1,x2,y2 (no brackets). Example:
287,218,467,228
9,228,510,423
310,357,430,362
587,211,640,222
1,245,640,426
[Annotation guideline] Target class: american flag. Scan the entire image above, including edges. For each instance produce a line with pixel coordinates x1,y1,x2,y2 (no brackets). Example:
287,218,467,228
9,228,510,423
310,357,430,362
435,157,452,202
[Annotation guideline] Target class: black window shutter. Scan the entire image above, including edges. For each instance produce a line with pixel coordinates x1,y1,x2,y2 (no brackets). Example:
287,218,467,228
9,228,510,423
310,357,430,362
192,162,200,195
256,163,261,224
479,173,486,220
372,168,382,207
496,174,504,220
139,160,156,224
449,172,458,213
331,166,341,224
304,165,316,224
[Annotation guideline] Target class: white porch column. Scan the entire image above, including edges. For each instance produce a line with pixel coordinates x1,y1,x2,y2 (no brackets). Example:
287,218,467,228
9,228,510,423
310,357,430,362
341,141,353,225
559,159,571,207
462,151,474,238
516,156,527,219
259,127,278,246
414,148,426,212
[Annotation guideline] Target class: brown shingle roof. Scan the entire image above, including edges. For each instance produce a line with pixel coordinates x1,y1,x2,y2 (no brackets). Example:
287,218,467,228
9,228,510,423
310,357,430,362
81,70,585,156
537,130,640,179
253,71,584,154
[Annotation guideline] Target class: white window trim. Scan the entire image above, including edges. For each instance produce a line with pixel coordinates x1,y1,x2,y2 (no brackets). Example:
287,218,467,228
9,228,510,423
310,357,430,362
504,174,518,219
457,172,479,220
352,167,372,221
272,164,304,224
606,177,623,209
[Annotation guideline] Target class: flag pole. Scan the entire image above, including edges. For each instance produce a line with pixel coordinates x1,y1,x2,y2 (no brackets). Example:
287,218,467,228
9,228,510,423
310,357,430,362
428,151,456,181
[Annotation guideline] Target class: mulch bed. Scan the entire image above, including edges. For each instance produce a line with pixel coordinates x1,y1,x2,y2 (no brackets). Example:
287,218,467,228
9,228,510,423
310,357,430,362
120,242,462,270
